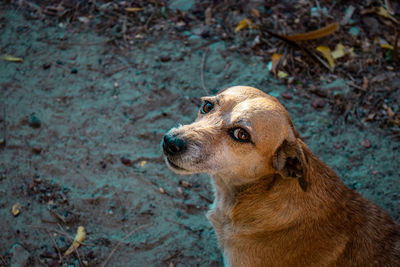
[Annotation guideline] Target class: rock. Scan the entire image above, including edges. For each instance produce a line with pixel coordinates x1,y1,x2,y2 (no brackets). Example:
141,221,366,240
120,157,132,166
31,146,42,154
28,114,41,128
361,138,371,148
281,92,293,100
160,55,171,62
9,243,31,267
312,98,326,109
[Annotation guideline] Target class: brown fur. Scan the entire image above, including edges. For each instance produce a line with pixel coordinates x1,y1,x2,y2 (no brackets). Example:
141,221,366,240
163,86,400,266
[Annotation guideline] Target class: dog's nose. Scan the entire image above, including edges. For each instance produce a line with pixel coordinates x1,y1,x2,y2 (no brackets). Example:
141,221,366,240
162,134,187,156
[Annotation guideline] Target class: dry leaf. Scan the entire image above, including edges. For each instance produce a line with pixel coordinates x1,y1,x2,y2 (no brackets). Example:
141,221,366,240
205,7,212,25
2,54,24,63
381,43,394,50
270,53,283,73
281,23,339,41
277,70,288,79
316,46,335,68
139,160,147,167
331,43,345,59
251,8,260,17
64,226,86,256
125,7,144,12
362,76,369,90
235,19,254,32
11,203,21,216
376,6,398,24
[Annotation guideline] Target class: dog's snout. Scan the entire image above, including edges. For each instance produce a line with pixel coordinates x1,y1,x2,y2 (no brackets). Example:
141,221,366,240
162,134,187,156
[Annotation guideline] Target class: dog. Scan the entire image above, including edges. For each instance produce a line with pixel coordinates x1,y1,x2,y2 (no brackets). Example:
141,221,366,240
162,86,400,266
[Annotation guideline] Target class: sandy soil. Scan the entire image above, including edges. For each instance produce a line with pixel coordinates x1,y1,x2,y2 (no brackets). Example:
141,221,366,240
0,9,399,267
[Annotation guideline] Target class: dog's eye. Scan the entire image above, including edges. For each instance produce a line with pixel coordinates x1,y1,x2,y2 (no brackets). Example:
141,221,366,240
231,128,250,142
201,101,214,114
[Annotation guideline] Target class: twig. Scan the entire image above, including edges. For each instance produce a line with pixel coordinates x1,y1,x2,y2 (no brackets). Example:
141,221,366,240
46,230,63,264
199,193,213,204
201,48,209,95
394,30,399,62
261,28,332,71
1,104,6,147
73,241,84,267
101,223,152,267
0,255,7,266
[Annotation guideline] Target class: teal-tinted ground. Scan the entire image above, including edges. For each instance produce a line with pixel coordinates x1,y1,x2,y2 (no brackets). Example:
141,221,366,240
0,9,399,266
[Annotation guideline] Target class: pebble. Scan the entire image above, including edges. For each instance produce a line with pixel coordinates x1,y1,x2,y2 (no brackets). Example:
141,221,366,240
28,114,41,128
281,92,293,100
361,138,371,148
120,157,132,166
160,56,171,62
312,98,326,109
31,146,42,154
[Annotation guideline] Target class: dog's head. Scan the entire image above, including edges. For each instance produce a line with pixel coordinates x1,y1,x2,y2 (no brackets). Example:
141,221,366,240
162,86,308,190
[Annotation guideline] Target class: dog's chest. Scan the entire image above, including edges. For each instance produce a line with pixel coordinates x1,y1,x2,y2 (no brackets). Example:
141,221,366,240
207,205,235,246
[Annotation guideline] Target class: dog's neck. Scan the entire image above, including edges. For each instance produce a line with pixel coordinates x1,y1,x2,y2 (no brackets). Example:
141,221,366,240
210,174,277,216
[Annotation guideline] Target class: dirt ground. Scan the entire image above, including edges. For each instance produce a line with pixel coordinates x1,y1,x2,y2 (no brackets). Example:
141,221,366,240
0,5,399,267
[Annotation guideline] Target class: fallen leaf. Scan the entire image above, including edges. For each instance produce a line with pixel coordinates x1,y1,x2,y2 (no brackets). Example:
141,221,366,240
277,70,288,79
270,53,283,73
11,203,21,216
64,226,86,256
316,46,335,68
125,7,144,12
381,43,394,50
235,19,255,32
281,22,339,41
362,76,369,90
251,8,260,17
376,6,398,24
386,107,395,117
331,43,345,59
139,160,147,167
2,54,24,63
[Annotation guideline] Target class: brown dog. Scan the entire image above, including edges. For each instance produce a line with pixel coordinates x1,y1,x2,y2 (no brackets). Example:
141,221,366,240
162,86,400,266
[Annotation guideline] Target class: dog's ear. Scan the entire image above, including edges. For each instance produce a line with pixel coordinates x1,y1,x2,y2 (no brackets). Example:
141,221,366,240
272,139,308,192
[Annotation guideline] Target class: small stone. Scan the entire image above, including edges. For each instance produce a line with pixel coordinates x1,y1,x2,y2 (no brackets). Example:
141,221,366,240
28,115,41,128
42,63,51,70
159,187,165,194
312,98,326,109
177,187,183,195
31,146,42,154
361,138,371,148
160,56,171,62
179,180,192,188
120,157,131,166
281,92,293,100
